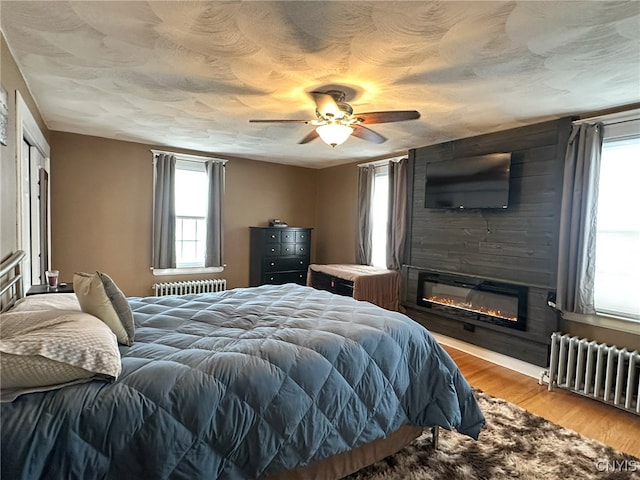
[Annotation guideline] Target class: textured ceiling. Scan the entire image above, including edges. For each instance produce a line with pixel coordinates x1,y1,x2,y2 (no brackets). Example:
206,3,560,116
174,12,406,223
1,1,639,168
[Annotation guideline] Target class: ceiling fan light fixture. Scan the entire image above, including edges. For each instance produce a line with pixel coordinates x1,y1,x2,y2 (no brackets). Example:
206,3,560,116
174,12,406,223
316,123,354,147
249,89,420,146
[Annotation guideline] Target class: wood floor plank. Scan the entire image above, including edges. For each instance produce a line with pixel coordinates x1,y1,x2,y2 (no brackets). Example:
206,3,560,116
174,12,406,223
443,345,640,458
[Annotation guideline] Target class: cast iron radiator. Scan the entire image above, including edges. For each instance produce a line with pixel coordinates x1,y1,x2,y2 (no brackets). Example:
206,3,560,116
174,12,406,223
152,279,227,296
542,332,639,416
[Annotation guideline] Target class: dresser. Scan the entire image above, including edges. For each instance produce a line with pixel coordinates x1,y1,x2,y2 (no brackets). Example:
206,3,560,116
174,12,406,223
249,227,312,287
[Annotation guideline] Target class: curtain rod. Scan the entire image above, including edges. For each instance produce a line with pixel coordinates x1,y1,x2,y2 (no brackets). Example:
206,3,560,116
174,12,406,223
150,149,228,164
573,105,640,126
357,155,407,168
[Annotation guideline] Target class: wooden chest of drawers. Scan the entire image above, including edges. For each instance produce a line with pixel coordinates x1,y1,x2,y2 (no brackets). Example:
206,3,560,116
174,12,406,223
249,227,312,287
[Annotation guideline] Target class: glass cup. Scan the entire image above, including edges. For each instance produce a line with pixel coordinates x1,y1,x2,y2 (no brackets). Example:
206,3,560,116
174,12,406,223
45,270,59,289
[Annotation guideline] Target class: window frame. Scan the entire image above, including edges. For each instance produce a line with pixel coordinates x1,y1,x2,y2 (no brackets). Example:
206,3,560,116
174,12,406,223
175,215,207,268
561,110,640,333
151,150,226,276
593,136,640,321
174,159,208,269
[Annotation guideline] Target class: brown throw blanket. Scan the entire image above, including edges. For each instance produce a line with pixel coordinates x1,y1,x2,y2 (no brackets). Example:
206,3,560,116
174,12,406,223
307,264,400,311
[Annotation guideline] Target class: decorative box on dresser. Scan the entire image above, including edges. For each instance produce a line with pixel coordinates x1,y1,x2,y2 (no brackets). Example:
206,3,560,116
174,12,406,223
249,227,312,287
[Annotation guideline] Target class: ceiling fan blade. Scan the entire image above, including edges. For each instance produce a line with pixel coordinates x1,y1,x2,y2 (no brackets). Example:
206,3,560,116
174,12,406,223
310,92,341,118
249,119,312,123
355,110,420,124
352,125,386,144
299,129,319,144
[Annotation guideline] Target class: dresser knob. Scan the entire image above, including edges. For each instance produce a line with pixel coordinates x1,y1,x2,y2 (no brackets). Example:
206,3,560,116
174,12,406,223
270,262,275,266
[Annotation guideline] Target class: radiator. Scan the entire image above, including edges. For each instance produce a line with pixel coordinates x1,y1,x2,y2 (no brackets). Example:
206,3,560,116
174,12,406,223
544,332,640,416
152,279,226,296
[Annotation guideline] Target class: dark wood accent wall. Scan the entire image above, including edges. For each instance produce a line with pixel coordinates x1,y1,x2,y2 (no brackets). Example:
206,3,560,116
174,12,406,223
402,118,573,366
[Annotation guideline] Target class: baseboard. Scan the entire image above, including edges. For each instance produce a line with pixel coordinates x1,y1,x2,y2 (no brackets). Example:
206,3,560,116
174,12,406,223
431,332,543,379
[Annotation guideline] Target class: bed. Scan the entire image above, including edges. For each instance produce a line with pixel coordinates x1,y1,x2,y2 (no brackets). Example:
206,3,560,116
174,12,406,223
0,251,484,479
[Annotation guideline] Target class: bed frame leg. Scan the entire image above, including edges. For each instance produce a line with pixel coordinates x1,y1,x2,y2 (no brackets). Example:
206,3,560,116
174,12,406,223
431,426,439,449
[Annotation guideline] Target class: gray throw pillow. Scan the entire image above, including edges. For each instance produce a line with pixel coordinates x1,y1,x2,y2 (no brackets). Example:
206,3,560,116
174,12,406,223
73,272,135,346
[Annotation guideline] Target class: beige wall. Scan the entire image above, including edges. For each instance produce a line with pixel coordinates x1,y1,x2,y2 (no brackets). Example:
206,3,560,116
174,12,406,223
0,33,50,263
314,161,360,264
50,132,318,296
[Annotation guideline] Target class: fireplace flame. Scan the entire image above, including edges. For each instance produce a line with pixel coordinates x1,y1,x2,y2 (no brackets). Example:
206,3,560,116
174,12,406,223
425,295,517,322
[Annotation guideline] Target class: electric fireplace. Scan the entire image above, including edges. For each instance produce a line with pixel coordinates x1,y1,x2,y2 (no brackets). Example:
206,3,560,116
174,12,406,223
417,271,527,330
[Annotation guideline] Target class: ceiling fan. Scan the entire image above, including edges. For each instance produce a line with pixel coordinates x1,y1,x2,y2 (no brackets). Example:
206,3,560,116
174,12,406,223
249,90,420,147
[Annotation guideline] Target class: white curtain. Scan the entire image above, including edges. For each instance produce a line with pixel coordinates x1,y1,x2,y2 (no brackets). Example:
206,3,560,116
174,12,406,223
152,153,176,269
556,123,603,314
205,161,225,268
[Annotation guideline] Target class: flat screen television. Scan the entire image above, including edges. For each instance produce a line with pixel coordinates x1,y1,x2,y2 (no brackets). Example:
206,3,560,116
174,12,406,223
425,153,512,209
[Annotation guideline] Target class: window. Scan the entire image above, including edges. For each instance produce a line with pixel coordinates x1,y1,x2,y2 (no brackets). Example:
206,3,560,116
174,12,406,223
175,161,208,268
593,135,640,320
152,150,225,275
358,157,406,270
371,165,389,268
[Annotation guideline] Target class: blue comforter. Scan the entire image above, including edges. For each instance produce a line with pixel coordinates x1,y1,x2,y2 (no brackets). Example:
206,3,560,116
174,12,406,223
1,284,484,479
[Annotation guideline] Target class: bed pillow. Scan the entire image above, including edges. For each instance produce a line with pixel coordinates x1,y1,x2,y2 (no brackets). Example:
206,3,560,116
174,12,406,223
73,272,135,346
11,293,81,312
0,309,121,402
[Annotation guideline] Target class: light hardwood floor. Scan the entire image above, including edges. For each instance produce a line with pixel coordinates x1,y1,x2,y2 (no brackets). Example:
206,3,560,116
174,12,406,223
443,345,640,458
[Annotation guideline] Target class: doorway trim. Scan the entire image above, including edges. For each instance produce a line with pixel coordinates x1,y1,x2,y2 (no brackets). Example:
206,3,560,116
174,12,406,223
15,91,50,290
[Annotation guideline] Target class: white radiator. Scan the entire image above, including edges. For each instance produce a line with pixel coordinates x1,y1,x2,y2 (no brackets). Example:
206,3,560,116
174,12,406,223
152,279,226,296
543,332,640,416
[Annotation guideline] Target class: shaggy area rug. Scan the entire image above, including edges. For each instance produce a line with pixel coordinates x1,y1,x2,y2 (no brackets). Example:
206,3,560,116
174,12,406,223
346,391,639,480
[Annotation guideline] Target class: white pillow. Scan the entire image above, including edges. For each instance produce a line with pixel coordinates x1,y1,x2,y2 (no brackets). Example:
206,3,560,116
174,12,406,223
11,293,81,312
0,309,122,402
73,272,135,346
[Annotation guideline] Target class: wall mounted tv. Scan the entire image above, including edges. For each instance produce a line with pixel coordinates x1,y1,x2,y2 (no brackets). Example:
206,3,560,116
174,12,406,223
425,152,512,209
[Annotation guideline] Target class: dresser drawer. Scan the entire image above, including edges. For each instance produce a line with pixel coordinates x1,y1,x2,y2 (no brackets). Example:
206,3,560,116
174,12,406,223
281,230,296,243
295,231,310,243
263,244,281,256
264,256,308,272
263,271,307,285
310,271,354,297
264,229,281,243
281,243,309,255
